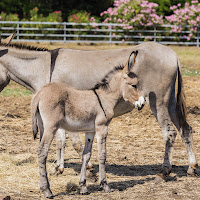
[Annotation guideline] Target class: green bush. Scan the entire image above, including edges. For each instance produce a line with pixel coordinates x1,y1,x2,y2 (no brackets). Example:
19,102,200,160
0,11,19,21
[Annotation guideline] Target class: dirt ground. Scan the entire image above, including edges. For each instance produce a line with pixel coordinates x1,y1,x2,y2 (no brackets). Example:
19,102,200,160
0,76,200,200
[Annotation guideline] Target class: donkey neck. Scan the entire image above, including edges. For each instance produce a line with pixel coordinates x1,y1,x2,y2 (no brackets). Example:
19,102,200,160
0,47,51,92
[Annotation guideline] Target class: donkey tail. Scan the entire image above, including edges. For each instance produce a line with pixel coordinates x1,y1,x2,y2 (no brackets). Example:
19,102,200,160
176,58,187,127
31,92,40,140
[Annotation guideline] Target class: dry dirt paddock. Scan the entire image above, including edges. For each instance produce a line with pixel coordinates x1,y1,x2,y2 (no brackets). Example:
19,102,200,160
0,77,200,199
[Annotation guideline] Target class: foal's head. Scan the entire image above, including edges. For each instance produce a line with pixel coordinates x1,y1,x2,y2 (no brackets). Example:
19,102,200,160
121,50,145,110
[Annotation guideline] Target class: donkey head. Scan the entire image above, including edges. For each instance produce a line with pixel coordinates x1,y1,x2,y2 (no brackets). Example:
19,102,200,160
121,50,145,110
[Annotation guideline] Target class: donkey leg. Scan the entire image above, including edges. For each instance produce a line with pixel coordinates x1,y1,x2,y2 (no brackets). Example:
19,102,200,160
96,125,110,193
168,89,198,176
179,122,198,176
52,128,66,175
156,105,177,177
68,132,93,170
0,66,10,92
79,132,95,194
148,89,177,178
38,129,55,198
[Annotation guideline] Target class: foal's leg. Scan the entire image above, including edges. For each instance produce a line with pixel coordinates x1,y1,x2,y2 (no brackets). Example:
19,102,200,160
96,125,110,192
79,132,95,194
38,128,56,198
53,128,66,174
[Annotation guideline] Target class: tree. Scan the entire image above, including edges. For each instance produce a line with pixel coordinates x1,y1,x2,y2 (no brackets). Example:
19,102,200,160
0,0,114,21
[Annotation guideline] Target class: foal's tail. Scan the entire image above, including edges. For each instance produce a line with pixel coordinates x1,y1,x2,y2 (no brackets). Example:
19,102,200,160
31,92,40,140
176,58,187,127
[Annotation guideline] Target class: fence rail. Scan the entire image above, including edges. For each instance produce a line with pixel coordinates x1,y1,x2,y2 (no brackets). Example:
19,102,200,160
0,21,199,46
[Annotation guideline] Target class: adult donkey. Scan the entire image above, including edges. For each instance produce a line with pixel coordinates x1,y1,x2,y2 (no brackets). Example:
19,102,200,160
0,33,198,179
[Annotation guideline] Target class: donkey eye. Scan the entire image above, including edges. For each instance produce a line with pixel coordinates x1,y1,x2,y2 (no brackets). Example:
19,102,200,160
132,85,137,89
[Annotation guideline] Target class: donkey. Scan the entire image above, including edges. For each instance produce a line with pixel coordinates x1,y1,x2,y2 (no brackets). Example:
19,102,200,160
0,33,198,178
31,51,145,198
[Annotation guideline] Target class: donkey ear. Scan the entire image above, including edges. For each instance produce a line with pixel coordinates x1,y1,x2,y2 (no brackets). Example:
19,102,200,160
127,50,138,74
2,31,17,45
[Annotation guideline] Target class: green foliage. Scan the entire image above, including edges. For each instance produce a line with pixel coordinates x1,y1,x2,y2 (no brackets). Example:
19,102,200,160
0,0,114,21
150,0,192,16
28,7,62,22
0,11,19,21
47,11,62,22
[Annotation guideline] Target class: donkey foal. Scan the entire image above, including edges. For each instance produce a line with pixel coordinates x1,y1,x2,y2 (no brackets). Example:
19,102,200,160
31,50,145,198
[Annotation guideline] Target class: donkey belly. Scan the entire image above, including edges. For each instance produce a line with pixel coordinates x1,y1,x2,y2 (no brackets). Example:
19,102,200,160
61,116,95,132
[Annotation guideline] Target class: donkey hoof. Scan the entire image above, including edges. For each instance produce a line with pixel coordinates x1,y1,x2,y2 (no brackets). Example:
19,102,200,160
50,166,64,176
80,186,89,195
187,169,200,177
43,189,53,199
57,167,64,174
161,166,171,176
154,173,167,183
103,185,111,193
87,162,94,170
187,164,199,177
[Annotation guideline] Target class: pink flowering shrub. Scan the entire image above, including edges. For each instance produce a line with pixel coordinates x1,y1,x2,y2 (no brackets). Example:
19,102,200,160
100,0,163,42
165,1,200,40
101,0,163,27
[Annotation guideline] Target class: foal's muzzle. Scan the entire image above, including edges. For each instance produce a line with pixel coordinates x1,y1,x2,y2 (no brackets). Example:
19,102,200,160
134,96,145,111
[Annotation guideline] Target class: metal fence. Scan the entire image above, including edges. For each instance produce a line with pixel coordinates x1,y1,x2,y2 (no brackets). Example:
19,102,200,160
0,21,199,46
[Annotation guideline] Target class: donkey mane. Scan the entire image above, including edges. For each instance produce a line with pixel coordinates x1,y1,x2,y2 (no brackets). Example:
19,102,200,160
0,42,49,51
92,65,124,90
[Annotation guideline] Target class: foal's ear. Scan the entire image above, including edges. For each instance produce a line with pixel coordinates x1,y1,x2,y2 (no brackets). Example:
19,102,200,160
127,50,138,74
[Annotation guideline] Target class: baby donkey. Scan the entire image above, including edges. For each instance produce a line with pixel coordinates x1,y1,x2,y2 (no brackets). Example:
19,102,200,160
31,50,145,198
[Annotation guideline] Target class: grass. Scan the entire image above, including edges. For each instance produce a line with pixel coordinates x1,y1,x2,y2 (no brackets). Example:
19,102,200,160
1,88,32,97
0,81,32,97
0,44,199,97
170,46,200,76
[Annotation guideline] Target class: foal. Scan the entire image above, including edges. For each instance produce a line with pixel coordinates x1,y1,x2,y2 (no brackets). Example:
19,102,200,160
31,50,145,198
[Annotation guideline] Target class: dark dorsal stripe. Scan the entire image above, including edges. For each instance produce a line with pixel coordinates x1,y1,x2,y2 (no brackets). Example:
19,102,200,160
0,43,49,51
49,49,60,82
